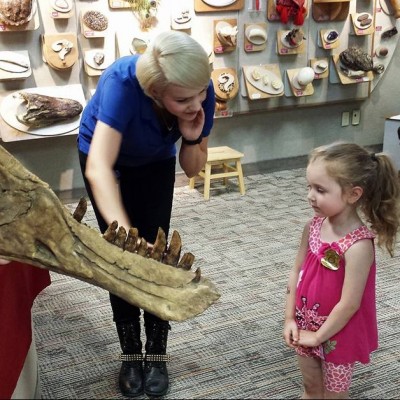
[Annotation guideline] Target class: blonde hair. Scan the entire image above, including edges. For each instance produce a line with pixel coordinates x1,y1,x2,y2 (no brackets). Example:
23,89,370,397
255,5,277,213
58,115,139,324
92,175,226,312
309,142,400,256
136,31,211,98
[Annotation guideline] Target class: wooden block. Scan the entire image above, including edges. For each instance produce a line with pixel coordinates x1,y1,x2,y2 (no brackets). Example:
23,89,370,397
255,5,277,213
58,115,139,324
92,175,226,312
277,30,305,56
242,64,284,100
332,55,374,85
194,0,244,13
287,69,315,97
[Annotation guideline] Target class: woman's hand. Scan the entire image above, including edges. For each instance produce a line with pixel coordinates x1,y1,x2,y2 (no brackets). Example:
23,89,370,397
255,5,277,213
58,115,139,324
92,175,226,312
0,258,11,265
178,108,205,141
283,318,299,348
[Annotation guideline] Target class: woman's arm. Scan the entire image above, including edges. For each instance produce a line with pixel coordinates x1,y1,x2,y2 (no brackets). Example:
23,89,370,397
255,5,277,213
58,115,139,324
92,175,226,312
297,238,374,347
178,108,208,178
85,120,132,230
283,222,309,347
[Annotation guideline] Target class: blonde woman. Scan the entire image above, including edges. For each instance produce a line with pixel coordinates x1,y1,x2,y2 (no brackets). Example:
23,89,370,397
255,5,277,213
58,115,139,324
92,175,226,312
78,30,215,398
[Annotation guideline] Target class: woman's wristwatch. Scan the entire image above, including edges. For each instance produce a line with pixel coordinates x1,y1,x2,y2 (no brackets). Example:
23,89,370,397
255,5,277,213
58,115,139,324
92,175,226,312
182,134,203,145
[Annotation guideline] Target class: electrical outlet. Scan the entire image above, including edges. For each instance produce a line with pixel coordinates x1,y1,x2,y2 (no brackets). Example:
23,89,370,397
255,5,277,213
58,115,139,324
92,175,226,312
341,111,350,127
352,110,360,126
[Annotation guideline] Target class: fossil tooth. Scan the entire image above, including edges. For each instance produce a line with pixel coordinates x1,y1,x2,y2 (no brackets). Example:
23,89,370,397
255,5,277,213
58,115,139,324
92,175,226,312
177,252,195,270
150,227,167,261
114,226,127,249
72,197,87,222
163,230,182,266
137,238,148,257
125,227,139,253
193,267,201,283
103,220,118,242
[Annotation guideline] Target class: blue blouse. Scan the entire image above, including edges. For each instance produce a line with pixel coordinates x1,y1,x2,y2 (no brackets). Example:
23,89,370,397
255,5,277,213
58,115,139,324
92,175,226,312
78,55,215,167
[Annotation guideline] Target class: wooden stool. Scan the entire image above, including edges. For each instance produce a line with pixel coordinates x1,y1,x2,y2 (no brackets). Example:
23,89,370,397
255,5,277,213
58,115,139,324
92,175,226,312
189,146,246,200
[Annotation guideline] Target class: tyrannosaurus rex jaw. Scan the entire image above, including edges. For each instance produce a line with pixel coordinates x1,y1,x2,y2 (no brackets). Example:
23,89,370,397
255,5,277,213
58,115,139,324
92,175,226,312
0,145,220,321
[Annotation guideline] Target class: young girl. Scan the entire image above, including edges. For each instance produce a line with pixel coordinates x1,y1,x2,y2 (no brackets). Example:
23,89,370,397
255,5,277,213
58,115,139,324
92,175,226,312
283,142,400,399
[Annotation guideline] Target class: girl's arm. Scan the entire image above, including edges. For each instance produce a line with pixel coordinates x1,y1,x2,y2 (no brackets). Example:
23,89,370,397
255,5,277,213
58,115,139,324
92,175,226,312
297,238,374,347
0,259,10,265
283,222,310,347
85,121,132,231
178,108,208,178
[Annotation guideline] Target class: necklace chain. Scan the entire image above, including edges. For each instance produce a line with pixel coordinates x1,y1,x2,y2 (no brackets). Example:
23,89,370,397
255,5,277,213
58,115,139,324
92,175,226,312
160,110,175,132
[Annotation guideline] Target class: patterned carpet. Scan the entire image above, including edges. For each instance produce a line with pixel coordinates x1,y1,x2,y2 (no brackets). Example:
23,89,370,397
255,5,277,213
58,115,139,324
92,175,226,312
32,168,400,399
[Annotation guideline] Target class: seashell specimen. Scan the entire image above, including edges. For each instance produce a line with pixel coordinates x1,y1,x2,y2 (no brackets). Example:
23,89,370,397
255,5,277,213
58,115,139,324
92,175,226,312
83,10,108,31
16,92,83,128
93,52,104,66
251,68,262,81
357,13,370,21
0,0,33,26
285,28,305,47
271,79,283,90
52,0,72,13
0,52,29,73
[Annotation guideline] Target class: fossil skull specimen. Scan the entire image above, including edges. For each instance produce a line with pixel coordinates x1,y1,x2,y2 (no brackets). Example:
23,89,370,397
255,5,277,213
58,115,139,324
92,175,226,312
0,145,220,321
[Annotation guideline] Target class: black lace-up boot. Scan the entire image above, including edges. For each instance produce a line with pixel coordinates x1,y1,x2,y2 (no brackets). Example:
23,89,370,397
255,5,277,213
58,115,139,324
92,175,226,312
144,317,171,397
116,321,144,397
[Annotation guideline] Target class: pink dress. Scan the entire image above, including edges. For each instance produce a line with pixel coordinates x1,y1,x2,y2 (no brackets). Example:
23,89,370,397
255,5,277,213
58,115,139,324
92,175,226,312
295,216,378,364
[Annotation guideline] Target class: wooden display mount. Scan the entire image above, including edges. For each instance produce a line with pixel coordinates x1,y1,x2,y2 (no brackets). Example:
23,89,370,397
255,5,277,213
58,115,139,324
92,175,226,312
277,30,305,55
244,22,267,53
194,0,244,13
332,54,374,85
42,33,79,70
211,68,239,102
50,2,74,19
267,0,308,22
0,11,40,32
214,19,237,54
0,50,32,82
312,0,350,22
320,29,340,49
0,84,86,142
287,69,315,97
310,58,329,80
108,0,136,9
80,10,109,39
351,13,375,36
242,64,284,100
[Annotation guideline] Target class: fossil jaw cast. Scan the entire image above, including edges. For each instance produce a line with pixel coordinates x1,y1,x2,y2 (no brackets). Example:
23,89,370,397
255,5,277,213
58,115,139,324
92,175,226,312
0,145,220,321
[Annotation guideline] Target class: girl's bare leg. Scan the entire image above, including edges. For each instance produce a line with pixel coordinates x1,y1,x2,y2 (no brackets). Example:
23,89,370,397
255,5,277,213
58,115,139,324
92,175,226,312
297,355,324,399
324,389,349,399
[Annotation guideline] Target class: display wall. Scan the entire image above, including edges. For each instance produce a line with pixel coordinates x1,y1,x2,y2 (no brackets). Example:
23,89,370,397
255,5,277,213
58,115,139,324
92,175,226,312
0,0,399,191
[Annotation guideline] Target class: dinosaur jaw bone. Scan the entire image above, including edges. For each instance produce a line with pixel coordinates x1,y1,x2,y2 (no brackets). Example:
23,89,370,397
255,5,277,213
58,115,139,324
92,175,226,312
0,145,220,321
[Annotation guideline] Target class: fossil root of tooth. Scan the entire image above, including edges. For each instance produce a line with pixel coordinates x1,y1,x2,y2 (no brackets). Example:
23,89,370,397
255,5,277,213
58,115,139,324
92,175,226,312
0,145,220,321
